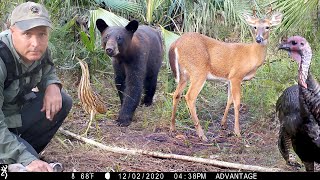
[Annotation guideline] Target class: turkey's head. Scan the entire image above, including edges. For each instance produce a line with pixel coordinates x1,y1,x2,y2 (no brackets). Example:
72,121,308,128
279,36,312,88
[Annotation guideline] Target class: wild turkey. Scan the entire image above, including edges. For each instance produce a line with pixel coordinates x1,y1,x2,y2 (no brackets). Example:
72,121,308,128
276,36,320,171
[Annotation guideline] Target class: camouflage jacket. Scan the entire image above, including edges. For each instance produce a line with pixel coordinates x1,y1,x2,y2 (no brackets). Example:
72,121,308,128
0,29,61,166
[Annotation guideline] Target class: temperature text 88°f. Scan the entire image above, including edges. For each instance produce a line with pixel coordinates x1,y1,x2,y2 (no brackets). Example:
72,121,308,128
173,172,207,180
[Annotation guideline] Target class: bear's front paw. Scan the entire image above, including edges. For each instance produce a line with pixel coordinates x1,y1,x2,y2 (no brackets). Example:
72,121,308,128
142,97,153,107
116,118,132,127
144,101,152,107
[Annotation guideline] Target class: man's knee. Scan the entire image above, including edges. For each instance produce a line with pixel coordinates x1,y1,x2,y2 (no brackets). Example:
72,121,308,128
62,90,73,113
56,90,72,123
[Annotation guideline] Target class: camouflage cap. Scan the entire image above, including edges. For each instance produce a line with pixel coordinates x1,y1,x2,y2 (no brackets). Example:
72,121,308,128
10,1,52,31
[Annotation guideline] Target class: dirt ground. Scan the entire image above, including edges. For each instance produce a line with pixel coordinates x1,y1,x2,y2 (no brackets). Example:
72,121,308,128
40,69,319,173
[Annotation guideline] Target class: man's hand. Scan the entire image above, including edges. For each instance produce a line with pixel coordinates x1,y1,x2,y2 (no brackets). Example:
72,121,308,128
41,84,62,120
26,159,53,172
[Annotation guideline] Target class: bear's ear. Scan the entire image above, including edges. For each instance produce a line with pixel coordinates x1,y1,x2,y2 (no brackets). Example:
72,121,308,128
125,20,139,33
96,19,108,34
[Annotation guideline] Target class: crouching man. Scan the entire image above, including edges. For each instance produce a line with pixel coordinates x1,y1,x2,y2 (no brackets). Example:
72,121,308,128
0,2,72,172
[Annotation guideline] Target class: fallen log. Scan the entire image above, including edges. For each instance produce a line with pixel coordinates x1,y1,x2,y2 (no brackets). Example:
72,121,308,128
58,128,283,172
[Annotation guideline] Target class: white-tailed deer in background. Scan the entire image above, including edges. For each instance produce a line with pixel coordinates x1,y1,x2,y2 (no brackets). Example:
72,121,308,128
169,12,283,141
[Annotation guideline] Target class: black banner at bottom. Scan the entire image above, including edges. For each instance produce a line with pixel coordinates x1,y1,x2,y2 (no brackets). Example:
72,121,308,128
1,172,320,180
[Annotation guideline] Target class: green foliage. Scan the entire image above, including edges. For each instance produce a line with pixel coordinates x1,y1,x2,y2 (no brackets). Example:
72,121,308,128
94,0,142,14
0,1,22,26
159,25,180,65
271,0,320,42
243,58,298,116
146,0,165,24
79,19,95,53
90,8,129,27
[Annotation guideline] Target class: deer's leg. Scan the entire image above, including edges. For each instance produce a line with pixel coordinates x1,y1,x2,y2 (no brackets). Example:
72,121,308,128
185,75,208,142
221,81,233,129
230,79,242,137
170,74,188,132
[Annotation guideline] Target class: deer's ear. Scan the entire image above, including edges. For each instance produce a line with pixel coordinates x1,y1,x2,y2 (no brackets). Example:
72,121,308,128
270,12,283,26
244,14,258,27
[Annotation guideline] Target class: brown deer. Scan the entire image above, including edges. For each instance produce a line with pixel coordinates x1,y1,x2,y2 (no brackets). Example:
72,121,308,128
169,12,283,141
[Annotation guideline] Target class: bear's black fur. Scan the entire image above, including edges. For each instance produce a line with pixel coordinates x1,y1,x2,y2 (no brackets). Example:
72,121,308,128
96,19,163,126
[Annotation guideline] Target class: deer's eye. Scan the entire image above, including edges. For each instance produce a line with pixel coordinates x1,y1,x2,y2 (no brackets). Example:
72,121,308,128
291,41,297,45
253,27,257,30
265,26,270,30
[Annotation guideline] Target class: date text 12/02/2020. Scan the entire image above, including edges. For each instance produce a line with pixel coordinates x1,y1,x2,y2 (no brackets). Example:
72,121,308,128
118,172,207,180
117,172,253,180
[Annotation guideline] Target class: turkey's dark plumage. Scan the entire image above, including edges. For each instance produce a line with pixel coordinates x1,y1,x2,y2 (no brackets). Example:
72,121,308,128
276,85,301,167
277,36,320,171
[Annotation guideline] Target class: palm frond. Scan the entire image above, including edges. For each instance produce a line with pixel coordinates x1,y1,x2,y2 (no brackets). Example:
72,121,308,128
223,0,253,40
146,0,165,24
89,8,129,28
94,0,142,14
272,0,319,40
159,25,180,68
167,0,184,19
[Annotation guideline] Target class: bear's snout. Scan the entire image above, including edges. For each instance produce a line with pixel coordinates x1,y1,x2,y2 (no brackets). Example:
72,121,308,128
105,45,119,57
106,48,114,56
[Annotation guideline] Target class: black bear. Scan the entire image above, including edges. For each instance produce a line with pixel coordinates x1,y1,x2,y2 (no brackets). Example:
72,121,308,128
96,19,163,126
